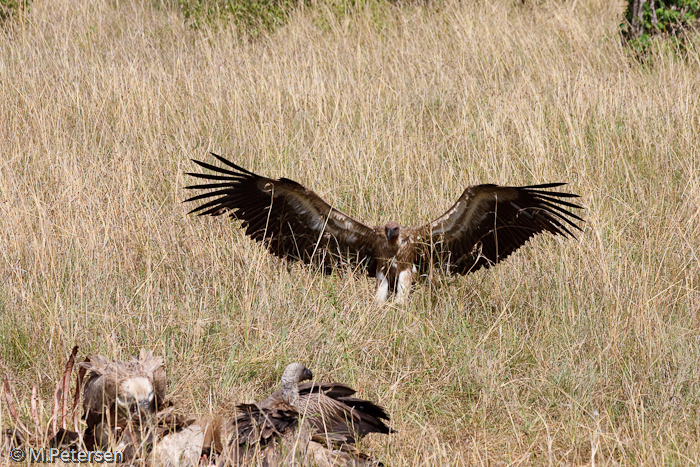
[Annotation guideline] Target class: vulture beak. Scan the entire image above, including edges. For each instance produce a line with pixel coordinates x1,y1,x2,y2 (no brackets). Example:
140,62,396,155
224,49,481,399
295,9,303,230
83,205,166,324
126,398,155,423
139,397,155,415
385,224,400,241
121,396,156,421
303,368,313,381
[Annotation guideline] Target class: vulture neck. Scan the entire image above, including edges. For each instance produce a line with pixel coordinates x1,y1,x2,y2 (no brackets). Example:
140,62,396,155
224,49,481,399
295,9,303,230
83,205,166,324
386,236,401,254
281,377,300,407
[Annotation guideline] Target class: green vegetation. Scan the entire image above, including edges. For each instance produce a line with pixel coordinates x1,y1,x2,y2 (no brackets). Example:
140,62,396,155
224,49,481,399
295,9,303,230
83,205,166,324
177,0,298,33
623,0,700,52
175,0,393,35
0,0,30,23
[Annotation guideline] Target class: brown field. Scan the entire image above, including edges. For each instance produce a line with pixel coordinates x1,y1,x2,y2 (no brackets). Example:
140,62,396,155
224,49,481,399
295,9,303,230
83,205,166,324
1,0,699,465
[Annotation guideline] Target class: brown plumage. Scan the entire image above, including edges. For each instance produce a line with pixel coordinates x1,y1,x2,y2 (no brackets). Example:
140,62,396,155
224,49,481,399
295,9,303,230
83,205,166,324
185,154,583,302
79,350,167,449
218,363,392,466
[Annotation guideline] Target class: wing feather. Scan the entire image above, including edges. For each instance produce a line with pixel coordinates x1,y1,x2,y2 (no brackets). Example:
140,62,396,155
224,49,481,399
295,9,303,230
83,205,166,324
220,375,392,465
294,383,393,445
415,183,583,274
184,154,379,274
217,402,300,465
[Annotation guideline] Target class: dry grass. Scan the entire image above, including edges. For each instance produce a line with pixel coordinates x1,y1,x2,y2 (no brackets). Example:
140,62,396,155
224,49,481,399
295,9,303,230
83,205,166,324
1,0,700,465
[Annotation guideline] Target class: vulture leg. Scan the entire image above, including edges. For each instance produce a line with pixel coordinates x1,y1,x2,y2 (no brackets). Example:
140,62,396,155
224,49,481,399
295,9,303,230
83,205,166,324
395,268,415,304
374,272,389,303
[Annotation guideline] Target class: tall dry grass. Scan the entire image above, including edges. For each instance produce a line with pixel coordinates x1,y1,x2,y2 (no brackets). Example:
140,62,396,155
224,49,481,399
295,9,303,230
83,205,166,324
1,0,699,464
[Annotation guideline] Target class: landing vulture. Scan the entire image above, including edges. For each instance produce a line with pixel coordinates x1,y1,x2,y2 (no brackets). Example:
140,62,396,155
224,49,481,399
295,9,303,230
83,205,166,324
218,363,392,466
79,350,167,449
185,154,583,302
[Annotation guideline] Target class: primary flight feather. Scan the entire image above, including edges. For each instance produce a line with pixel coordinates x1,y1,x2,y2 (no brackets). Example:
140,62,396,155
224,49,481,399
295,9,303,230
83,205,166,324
185,153,583,302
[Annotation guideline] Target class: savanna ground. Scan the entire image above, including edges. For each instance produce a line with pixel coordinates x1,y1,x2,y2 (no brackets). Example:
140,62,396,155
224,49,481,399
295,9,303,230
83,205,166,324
1,0,700,465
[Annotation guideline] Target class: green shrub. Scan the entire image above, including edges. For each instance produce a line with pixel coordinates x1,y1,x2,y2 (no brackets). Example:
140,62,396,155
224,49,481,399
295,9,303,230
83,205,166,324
622,0,700,52
0,0,30,24
177,0,299,34
175,0,393,35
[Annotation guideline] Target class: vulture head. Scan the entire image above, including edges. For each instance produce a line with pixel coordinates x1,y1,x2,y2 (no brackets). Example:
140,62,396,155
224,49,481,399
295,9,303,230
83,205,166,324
280,363,313,407
384,221,400,242
79,350,167,428
117,376,156,417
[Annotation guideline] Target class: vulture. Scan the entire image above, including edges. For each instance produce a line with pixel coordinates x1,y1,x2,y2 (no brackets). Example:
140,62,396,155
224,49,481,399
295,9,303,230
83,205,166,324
79,350,168,449
218,363,392,466
185,154,583,302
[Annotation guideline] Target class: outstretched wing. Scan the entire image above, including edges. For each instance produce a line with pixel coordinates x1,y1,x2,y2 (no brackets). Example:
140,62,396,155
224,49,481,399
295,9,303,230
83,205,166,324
184,154,380,274
295,382,393,445
258,382,393,445
414,183,583,275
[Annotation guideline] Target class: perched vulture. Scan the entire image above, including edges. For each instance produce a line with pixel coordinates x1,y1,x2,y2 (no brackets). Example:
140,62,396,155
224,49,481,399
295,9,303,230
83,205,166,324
218,363,392,466
185,154,583,302
79,350,167,449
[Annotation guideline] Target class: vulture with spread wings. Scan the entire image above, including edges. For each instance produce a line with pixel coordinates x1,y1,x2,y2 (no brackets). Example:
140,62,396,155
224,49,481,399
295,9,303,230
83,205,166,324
185,154,583,302
218,363,392,466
